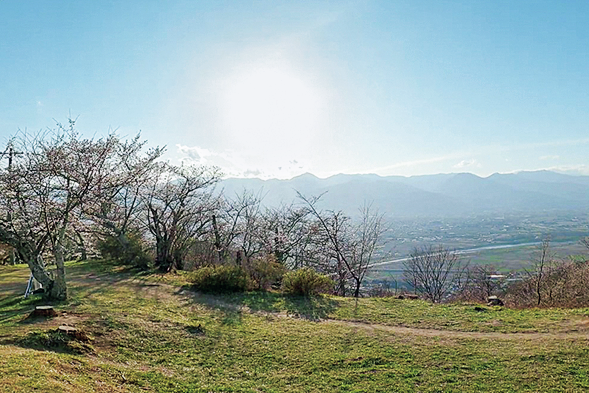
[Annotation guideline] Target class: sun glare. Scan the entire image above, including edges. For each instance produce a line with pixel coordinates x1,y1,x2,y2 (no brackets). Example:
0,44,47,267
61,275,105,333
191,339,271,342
221,66,323,147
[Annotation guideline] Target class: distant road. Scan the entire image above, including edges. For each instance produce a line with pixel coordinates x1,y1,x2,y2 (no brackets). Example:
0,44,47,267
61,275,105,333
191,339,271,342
369,241,552,268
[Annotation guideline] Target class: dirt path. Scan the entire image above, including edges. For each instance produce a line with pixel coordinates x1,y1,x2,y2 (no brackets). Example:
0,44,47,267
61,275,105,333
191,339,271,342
323,319,589,341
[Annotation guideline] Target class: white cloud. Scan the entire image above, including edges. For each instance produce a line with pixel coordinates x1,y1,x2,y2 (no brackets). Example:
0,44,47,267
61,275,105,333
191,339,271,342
243,169,263,177
175,144,310,179
543,164,589,176
453,159,481,169
176,144,238,173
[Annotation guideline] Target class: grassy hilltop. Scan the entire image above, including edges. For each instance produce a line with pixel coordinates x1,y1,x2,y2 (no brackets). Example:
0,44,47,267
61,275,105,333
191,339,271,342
2,261,589,392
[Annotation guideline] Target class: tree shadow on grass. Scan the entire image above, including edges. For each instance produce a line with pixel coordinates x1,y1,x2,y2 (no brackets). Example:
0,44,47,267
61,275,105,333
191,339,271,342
175,285,340,323
0,294,46,326
280,295,339,321
0,328,94,355
173,286,246,326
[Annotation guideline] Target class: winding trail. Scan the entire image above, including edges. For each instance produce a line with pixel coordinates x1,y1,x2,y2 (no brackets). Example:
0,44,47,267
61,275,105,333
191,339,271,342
323,319,589,341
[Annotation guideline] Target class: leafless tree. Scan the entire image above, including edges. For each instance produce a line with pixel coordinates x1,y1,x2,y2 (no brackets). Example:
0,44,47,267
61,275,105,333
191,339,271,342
211,190,265,264
581,236,589,253
524,236,557,306
459,264,505,302
403,245,466,303
299,193,385,298
144,163,220,272
261,202,316,268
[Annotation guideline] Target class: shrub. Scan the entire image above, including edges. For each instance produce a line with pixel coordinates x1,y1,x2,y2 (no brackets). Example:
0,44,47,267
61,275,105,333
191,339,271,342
282,267,333,296
367,279,399,298
190,265,248,293
97,231,151,270
245,255,286,290
452,265,506,304
505,259,589,308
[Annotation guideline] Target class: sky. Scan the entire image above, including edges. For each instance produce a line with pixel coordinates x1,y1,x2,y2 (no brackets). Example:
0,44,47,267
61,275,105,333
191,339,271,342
1,0,588,179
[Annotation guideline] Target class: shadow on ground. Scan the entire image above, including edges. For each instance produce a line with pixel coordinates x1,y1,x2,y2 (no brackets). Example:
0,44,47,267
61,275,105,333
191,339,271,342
175,285,340,324
0,295,45,326
1,328,94,355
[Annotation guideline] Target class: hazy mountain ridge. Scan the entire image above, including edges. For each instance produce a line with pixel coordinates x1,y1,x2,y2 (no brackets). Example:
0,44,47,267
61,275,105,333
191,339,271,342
220,171,589,218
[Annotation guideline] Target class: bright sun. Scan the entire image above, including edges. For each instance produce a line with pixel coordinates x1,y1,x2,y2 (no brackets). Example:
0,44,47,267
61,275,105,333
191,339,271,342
220,66,323,149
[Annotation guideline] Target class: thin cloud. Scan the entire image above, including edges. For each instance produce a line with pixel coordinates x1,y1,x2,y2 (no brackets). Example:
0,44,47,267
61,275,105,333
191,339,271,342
369,137,589,175
243,169,263,177
453,159,480,169
540,155,560,160
370,153,464,173
544,164,589,176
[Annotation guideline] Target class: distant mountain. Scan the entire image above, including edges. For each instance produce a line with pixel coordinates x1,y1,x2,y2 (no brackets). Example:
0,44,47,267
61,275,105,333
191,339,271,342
219,171,589,218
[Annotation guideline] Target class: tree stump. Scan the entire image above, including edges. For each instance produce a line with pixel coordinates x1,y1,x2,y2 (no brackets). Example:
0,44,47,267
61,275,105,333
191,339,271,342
32,306,58,317
58,325,76,333
58,325,90,342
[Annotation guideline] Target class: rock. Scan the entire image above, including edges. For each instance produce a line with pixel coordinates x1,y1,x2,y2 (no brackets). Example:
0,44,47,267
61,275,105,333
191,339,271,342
187,324,205,335
487,296,504,307
397,294,419,300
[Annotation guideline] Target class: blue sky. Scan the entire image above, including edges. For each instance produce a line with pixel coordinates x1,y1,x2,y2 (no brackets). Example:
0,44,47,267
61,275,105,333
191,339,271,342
1,0,588,178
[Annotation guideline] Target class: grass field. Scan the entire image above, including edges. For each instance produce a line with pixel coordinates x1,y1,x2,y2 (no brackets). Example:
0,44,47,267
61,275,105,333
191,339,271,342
2,260,589,392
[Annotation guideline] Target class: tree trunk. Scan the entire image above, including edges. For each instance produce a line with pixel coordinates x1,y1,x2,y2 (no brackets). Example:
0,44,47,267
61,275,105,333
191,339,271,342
47,245,68,301
26,254,54,293
75,231,87,261
47,275,67,301
211,214,224,263
156,237,174,272
353,279,361,298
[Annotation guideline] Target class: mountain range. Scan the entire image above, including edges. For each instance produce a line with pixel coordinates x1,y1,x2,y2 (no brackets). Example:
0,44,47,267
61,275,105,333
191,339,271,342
219,171,589,218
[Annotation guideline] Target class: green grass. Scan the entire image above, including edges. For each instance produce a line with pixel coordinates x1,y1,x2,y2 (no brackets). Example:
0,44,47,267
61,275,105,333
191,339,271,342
2,260,589,392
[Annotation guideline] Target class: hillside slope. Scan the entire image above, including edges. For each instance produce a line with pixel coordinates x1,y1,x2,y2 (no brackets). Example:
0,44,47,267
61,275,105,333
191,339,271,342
2,261,589,392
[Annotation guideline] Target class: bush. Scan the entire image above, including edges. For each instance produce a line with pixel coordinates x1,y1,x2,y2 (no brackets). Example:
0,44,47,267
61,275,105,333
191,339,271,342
245,255,286,290
367,279,399,298
282,268,333,296
190,265,248,293
97,231,151,270
505,259,589,308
